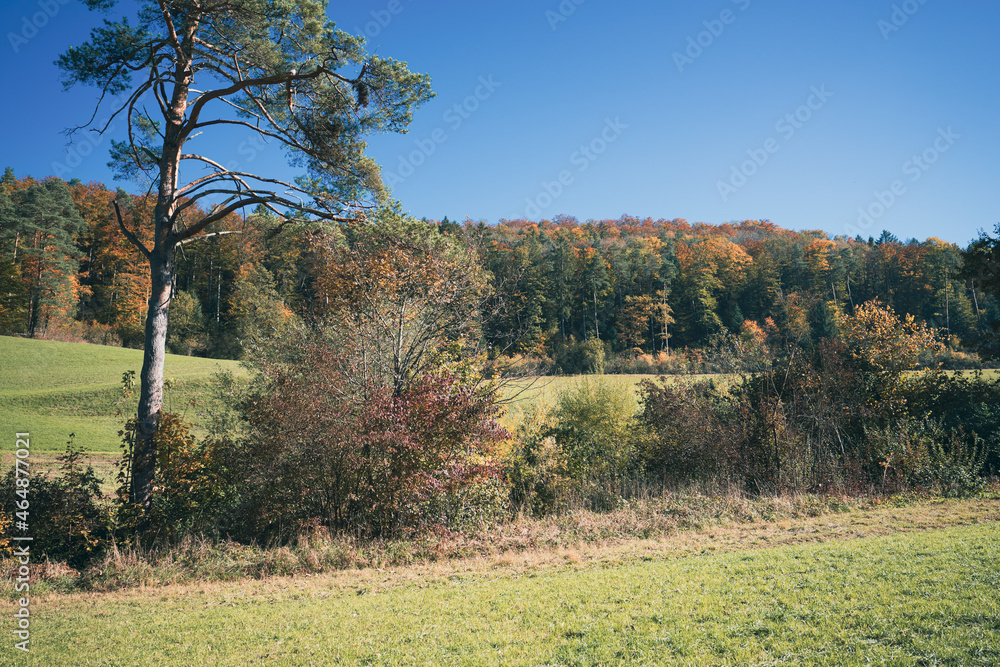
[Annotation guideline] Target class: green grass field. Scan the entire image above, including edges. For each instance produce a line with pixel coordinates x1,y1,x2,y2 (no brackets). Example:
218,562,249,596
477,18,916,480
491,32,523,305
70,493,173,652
0,336,242,455
500,373,732,427
10,516,999,665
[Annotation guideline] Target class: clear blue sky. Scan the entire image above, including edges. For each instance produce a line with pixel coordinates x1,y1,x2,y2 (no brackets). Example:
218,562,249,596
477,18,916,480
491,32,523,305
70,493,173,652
1,0,998,245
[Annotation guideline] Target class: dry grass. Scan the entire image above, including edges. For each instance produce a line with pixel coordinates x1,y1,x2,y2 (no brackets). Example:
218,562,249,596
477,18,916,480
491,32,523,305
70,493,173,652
8,490,998,600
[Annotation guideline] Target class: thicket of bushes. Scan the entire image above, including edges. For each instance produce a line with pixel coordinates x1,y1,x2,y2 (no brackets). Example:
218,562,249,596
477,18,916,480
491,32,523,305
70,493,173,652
3,347,999,573
1,445,110,570
3,219,999,575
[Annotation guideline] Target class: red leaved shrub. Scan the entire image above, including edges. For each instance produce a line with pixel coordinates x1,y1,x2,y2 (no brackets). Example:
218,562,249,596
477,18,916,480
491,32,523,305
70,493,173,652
233,332,508,538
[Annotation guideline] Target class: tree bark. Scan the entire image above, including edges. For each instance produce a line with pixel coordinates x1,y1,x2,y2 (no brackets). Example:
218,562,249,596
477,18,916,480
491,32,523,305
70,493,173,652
126,37,190,513
131,247,173,513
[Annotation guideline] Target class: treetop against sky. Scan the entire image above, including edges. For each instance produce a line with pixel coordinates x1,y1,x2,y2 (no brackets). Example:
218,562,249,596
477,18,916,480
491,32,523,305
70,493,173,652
1,0,998,245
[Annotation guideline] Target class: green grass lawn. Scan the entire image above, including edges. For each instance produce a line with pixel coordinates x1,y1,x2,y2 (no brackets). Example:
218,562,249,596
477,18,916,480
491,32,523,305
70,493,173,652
0,336,242,454
12,519,999,665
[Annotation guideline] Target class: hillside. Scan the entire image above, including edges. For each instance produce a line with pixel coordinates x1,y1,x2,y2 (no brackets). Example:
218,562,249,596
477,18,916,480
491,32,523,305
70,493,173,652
0,336,243,454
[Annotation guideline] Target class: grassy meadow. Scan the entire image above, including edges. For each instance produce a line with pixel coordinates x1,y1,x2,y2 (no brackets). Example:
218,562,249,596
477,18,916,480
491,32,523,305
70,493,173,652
500,373,732,428
5,501,999,665
0,336,243,456
0,334,727,461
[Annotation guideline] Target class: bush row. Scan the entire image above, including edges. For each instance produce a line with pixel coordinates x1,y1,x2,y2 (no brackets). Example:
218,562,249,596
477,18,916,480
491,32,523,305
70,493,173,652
3,367,997,572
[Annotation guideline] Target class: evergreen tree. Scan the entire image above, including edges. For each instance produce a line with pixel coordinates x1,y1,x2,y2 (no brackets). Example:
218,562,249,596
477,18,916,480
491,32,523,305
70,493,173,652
0,183,28,333
57,0,433,514
3,179,85,335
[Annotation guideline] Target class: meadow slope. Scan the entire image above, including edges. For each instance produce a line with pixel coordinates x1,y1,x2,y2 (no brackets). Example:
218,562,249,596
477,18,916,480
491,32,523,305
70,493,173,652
0,336,243,458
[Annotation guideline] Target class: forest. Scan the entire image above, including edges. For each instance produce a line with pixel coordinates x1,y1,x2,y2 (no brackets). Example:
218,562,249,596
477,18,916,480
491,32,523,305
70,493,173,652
4,164,1000,560
2,169,998,374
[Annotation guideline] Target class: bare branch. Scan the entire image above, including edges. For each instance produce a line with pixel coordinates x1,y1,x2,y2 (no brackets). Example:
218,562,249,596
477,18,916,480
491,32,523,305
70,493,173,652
113,200,152,260
176,230,243,246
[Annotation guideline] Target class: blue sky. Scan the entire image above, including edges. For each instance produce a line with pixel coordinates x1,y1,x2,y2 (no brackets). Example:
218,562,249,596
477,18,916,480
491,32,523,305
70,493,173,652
1,0,998,245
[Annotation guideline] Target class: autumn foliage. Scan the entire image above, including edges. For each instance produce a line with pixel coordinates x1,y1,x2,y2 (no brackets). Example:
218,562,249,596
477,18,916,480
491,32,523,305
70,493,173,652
236,341,506,536
201,218,509,539
2,167,999,371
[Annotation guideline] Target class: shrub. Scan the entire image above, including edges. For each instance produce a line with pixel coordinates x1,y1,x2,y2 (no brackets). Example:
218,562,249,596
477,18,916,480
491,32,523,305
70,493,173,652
184,216,510,540
903,370,1000,476
223,331,509,539
117,412,233,540
505,406,570,516
412,473,510,534
547,379,637,481
727,373,810,494
918,432,988,496
835,300,941,419
636,378,737,485
0,443,111,570
114,364,237,540
506,380,638,514
552,337,605,375
869,418,987,497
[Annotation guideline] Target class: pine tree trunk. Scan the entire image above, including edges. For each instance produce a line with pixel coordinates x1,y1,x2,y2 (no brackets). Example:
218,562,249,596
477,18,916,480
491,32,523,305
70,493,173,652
128,51,188,515
131,248,173,514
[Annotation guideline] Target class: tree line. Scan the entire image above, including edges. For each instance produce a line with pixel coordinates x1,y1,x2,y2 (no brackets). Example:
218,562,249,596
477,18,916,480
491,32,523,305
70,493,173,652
474,215,999,371
2,172,998,370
